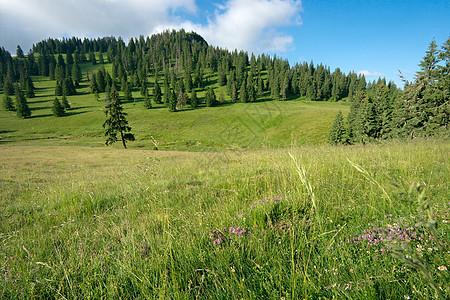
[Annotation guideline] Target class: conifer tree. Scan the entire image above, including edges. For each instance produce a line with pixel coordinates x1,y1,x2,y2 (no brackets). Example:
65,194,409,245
328,111,346,145
247,75,256,102
123,80,132,102
153,81,162,104
62,94,70,110
55,81,63,96
25,76,35,98
239,79,247,103
72,62,82,86
143,87,152,109
168,89,177,112
2,91,14,111
14,84,31,118
16,45,25,58
103,85,135,149
52,97,65,117
190,89,198,108
205,87,217,107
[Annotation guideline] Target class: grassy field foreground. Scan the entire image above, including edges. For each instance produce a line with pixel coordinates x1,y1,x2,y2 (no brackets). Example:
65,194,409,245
0,140,449,298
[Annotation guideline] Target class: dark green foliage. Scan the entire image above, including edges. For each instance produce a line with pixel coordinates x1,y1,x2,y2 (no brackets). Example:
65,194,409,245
391,37,450,138
63,76,77,96
90,73,98,93
55,81,63,96
122,80,132,102
168,89,177,112
153,81,162,104
61,94,70,110
239,79,247,103
25,76,35,98
2,92,15,111
52,97,65,117
205,87,217,107
72,62,82,86
103,85,135,149
190,89,198,108
328,111,346,145
247,75,256,102
14,84,31,118
16,45,25,58
143,87,152,109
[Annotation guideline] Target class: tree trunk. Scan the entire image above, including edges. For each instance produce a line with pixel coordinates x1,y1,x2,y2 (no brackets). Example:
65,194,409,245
120,128,127,149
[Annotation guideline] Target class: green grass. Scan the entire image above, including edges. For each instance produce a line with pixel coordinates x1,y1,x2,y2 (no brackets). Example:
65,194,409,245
0,62,349,150
1,61,448,298
0,140,449,298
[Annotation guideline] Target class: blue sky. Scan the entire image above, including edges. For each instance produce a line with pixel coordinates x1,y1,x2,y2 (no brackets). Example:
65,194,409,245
1,0,449,86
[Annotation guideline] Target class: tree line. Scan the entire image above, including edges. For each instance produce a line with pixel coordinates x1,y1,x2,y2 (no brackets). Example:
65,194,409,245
329,37,449,144
1,30,448,147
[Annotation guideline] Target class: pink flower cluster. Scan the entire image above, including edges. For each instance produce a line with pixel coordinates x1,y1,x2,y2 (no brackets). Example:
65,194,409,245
209,227,252,245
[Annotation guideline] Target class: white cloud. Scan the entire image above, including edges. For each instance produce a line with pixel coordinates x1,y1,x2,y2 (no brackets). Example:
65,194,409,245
157,0,302,53
0,0,302,55
358,70,383,77
0,0,197,52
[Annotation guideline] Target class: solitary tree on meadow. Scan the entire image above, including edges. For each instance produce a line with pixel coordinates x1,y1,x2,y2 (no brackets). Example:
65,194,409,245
103,85,135,149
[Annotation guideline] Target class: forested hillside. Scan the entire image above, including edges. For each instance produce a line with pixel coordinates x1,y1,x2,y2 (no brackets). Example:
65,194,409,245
1,30,448,147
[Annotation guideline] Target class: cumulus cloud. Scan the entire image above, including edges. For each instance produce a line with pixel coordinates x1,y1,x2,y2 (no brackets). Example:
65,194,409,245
0,0,196,52
358,70,383,77
157,0,302,53
0,0,302,54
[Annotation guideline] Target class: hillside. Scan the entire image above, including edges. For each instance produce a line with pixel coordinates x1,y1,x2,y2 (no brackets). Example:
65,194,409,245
0,73,349,149
1,30,358,149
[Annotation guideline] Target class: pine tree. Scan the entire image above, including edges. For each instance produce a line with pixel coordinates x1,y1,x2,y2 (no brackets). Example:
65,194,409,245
2,91,15,111
72,62,82,86
168,89,177,112
190,89,198,108
153,81,162,104
61,94,70,110
14,84,31,118
239,79,247,103
143,87,152,109
16,45,25,58
123,80,132,102
328,111,346,145
25,76,35,98
52,97,65,117
103,85,135,149
205,87,217,107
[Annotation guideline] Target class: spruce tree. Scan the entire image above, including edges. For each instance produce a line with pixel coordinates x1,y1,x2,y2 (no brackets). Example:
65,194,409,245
72,62,82,86
143,87,152,109
16,45,25,58
14,84,31,118
52,97,65,117
239,79,247,103
168,89,177,112
328,110,346,145
61,94,70,110
103,85,135,149
153,81,162,104
25,76,35,98
205,87,217,107
2,91,15,111
190,89,198,108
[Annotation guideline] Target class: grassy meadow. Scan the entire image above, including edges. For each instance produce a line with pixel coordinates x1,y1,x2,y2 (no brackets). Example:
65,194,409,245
1,58,449,299
0,59,349,150
0,140,449,298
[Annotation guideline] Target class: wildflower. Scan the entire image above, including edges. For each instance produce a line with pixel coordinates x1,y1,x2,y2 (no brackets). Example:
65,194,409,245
438,265,447,271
